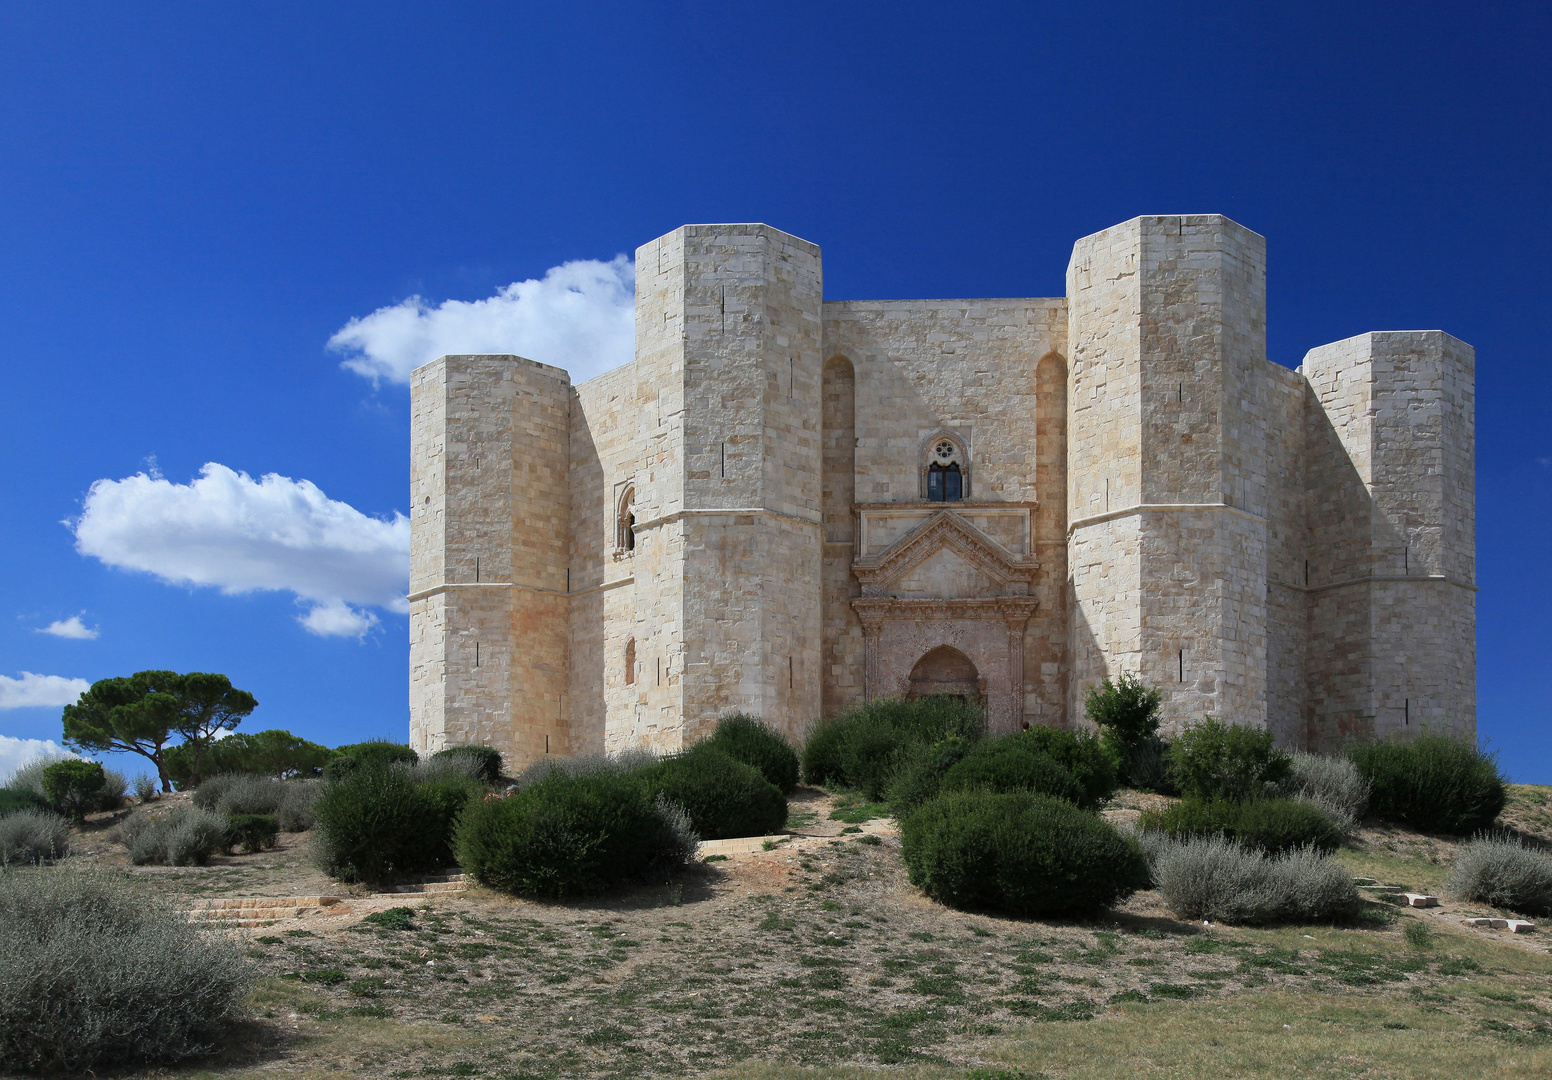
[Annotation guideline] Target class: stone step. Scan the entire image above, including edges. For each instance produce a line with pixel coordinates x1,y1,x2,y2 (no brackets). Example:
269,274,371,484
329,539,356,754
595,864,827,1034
1464,916,1537,933
1401,893,1439,908
187,896,344,911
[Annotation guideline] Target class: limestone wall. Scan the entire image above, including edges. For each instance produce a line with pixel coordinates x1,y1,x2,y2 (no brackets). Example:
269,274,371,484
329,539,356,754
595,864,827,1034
1302,331,1477,750
408,355,571,768
1067,216,1272,734
821,298,1067,725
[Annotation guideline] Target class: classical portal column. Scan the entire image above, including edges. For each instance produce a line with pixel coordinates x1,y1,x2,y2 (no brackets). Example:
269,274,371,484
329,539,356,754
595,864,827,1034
857,609,884,702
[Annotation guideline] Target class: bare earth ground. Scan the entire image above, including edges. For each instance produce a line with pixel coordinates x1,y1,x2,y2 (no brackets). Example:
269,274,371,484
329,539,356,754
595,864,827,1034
44,785,1552,1079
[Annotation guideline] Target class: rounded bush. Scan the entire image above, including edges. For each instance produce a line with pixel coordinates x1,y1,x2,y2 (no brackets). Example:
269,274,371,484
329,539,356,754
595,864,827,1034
223,813,279,854
119,805,227,866
40,759,106,824
634,744,787,840
322,741,419,782
277,779,321,832
1148,834,1359,924
888,736,975,818
194,773,287,815
0,867,254,1073
941,737,1085,806
1446,836,1552,916
311,766,479,884
0,810,70,864
1168,718,1291,802
430,745,504,786
456,768,691,897
1016,726,1119,808
1349,735,1505,834
803,696,984,797
900,789,1149,917
1141,797,1342,855
1278,751,1370,832
704,714,800,794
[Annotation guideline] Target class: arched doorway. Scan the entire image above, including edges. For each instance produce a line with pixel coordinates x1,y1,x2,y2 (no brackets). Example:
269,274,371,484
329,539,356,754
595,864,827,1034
908,645,982,702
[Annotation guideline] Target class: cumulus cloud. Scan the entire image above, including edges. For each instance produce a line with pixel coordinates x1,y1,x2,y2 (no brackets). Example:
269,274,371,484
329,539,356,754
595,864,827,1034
0,737,74,785
328,256,635,385
71,463,408,638
37,614,98,640
0,673,90,710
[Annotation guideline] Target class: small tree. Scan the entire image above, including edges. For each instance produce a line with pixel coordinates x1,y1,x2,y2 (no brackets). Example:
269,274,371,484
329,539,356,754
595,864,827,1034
40,760,106,825
1084,672,1167,789
62,672,182,793
63,670,258,792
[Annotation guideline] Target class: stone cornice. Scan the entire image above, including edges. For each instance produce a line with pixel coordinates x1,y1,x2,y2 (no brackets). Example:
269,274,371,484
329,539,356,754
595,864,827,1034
851,596,1040,627
851,509,1040,598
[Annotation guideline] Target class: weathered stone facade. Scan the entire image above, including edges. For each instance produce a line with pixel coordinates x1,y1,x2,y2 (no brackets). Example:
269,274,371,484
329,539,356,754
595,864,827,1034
409,216,1476,767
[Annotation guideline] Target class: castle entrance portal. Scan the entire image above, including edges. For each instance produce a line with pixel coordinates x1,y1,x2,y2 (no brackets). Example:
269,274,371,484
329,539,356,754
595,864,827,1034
907,645,983,704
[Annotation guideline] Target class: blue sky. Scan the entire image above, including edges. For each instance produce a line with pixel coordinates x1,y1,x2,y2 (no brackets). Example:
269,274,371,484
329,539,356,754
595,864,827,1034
2,2,1548,780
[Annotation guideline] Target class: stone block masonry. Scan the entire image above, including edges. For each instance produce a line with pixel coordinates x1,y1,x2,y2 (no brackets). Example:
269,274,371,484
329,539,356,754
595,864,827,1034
409,215,1476,768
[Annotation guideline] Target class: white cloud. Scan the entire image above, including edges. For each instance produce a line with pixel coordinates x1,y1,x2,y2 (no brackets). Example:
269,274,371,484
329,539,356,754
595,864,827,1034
328,255,635,385
37,614,98,640
298,600,380,640
0,672,90,710
0,737,74,785
71,463,408,638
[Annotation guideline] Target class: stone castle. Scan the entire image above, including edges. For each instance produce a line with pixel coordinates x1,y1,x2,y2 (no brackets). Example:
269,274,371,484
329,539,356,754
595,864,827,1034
407,214,1476,769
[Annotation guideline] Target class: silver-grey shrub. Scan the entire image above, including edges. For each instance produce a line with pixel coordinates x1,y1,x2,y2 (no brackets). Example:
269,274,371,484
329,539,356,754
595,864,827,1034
1278,751,1370,832
117,806,227,866
0,811,70,865
1149,834,1359,923
97,767,129,811
0,866,254,1073
277,779,321,832
1446,836,1552,917
132,773,158,802
2,754,71,798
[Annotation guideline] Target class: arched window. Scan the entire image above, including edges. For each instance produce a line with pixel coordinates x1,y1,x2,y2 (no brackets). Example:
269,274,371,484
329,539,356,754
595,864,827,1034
923,434,968,502
624,637,636,685
616,485,636,552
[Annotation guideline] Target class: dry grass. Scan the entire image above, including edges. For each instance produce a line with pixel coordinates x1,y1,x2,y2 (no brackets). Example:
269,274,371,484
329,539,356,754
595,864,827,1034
39,785,1552,1079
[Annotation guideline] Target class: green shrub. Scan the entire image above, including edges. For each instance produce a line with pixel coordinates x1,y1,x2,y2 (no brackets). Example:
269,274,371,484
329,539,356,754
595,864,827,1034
40,760,107,824
165,728,334,785
634,743,787,840
456,766,695,897
1445,836,1552,916
1084,672,1168,789
1017,726,1119,808
1146,834,1359,924
1140,797,1342,855
1168,718,1291,801
322,741,419,782
803,696,984,798
429,745,504,786
363,906,416,930
222,813,279,854
119,806,227,866
311,766,480,885
704,713,800,794
0,866,254,1073
0,810,70,864
0,790,46,817
940,737,1085,806
1277,751,1370,832
888,736,976,818
1349,734,1506,834
899,789,1149,917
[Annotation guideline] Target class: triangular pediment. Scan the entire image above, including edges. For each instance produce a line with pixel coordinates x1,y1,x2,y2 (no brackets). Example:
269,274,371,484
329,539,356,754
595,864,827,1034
852,510,1039,598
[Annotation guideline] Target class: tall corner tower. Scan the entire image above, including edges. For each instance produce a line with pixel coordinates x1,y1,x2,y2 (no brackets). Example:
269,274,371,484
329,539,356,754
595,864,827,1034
1065,214,1270,733
1301,331,1476,750
631,224,825,746
408,354,572,767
